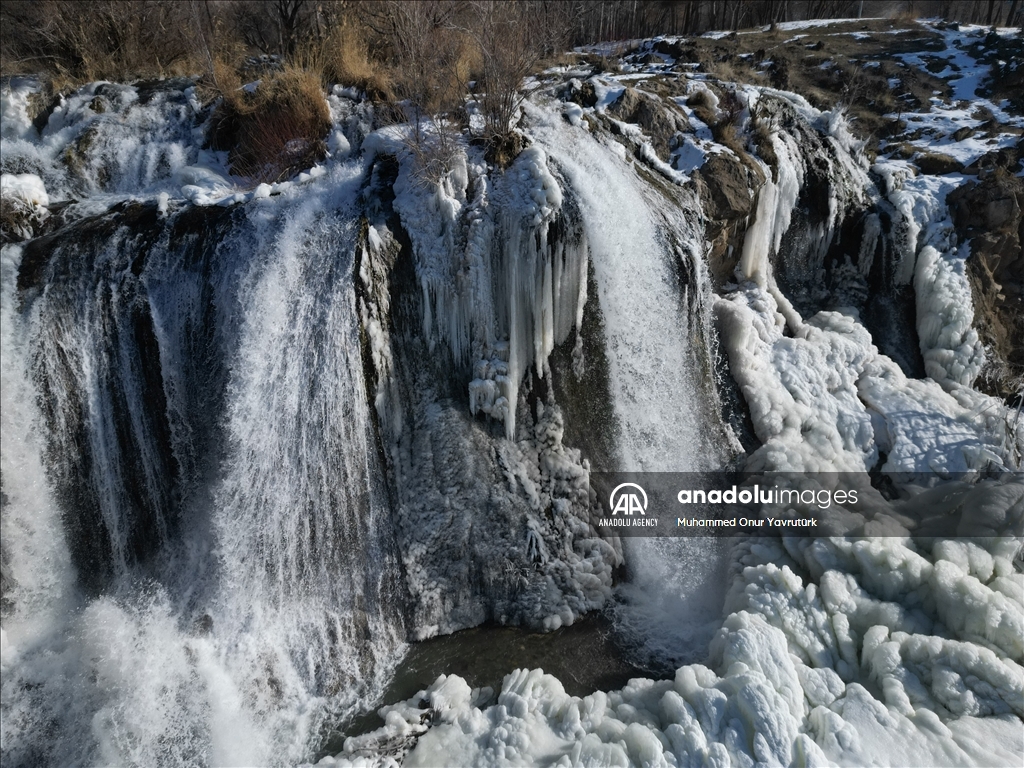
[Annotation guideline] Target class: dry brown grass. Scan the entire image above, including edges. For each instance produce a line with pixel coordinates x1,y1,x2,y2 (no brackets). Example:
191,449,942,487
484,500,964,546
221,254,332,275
0,0,198,84
686,89,718,127
294,23,393,101
210,67,331,184
713,122,748,156
750,120,778,181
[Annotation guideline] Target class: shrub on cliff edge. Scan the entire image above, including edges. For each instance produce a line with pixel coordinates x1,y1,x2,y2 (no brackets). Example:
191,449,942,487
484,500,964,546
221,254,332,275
209,67,330,184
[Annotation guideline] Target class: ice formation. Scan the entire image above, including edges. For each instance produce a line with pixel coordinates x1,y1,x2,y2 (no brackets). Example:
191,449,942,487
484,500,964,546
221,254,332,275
362,127,588,442
315,21,1024,768
1,17,1022,768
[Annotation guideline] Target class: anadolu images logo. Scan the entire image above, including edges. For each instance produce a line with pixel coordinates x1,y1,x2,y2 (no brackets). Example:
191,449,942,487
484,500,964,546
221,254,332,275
609,483,647,516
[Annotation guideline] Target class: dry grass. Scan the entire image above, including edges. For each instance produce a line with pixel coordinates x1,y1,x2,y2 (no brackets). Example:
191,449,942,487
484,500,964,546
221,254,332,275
295,23,393,101
0,0,197,84
210,67,331,184
686,89,718,127
750,120,778,181
712,122,747,156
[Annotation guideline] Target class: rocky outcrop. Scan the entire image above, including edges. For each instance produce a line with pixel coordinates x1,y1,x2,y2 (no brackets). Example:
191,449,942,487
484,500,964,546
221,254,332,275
693,153,763,285
915,151,965,175
609,87,688,160
948,168,1024,400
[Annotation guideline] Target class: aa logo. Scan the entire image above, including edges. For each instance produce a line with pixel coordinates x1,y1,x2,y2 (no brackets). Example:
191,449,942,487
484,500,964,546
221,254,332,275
609,483,647,516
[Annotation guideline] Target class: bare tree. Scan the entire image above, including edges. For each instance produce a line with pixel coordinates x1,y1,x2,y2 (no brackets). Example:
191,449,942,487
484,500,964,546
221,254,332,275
467,1,539,160
233,0,316,57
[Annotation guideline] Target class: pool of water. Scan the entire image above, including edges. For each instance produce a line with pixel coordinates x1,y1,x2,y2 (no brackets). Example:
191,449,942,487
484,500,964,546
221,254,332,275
318,613,653,757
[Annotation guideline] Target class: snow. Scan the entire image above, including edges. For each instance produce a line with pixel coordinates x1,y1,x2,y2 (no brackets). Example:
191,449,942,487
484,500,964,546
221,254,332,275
884,22,1024,167
562,102,583,126
774,18,884,31
1,172,49,207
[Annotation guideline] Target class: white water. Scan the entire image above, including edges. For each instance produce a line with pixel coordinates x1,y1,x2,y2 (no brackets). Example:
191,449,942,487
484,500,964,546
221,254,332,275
528,103,715,473
0,244,76,672
0,168,407,766
527,100,733,670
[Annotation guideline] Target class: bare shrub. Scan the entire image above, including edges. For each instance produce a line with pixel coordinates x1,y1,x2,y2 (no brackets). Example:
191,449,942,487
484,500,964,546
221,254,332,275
232,0,320,59
354,2,480,179
708,89,748,155
0,0,197,82
211,67,331,183
468,1,539,164
712,122,747,156
749,104,780,179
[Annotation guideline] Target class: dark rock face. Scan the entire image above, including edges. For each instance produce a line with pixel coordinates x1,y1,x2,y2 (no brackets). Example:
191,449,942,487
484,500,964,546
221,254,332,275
565,80,598,108
0,196,42,243
692,153,762,285
964,139,1024,175
948,169,1024,400
697,154,754,222
609,87,688,160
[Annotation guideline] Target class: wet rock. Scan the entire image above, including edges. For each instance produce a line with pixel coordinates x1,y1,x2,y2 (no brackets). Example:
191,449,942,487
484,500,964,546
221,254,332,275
31,92,64,135
0,196,44,243
193,614,214,636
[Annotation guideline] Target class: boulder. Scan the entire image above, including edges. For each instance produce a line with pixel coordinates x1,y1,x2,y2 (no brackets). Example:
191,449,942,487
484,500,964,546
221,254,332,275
948,170,1024,399
695,154,754,221
610,87,688,160
566,80,598,109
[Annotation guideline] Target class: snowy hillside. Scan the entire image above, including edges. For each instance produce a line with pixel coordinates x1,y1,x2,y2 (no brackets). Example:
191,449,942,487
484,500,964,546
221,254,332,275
1,15,1022,768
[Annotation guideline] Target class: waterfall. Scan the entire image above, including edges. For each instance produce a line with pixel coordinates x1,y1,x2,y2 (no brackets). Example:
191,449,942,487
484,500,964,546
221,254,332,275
527,100,734,671
1,169,407,766
6,26,1021,764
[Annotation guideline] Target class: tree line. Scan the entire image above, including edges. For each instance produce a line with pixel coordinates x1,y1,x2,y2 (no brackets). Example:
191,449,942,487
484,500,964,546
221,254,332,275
2,1,1021,87
2,1,1019,177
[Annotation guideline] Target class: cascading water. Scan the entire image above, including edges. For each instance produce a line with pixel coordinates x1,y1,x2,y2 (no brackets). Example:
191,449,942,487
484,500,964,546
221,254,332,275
527,100,735,671
1,164,407,766
5,19,1023,766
